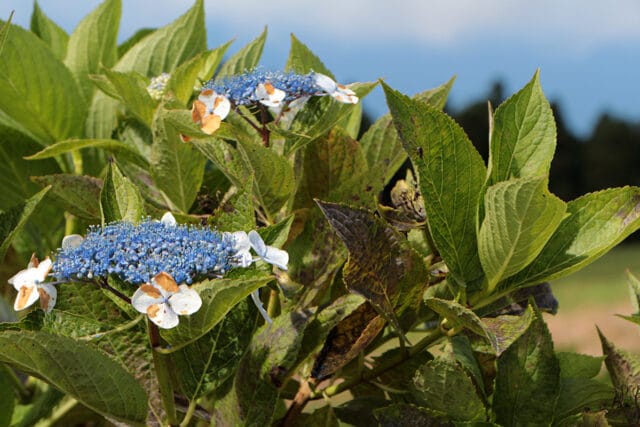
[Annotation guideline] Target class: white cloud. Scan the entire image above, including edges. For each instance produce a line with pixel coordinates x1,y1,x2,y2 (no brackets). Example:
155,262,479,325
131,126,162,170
3,0,640,51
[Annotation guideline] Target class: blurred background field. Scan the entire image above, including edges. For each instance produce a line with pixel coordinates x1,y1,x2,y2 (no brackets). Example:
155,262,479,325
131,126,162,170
546,242,640,355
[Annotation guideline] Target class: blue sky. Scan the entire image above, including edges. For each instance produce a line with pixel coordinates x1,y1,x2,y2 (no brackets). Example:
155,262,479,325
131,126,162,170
3,0,640,137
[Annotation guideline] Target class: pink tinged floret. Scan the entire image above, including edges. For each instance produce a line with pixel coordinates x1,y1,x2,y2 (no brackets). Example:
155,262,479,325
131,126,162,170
9,255,56,313
191,90,231,135
255,82,286,107
313,73,359,104
131,271,202,329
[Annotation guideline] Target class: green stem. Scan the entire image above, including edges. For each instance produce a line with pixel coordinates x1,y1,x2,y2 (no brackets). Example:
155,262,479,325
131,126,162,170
71,150,83,175
422,225,438,257
309,328,444,400
178,400,197,427
148,321,178,426
267,288,279,320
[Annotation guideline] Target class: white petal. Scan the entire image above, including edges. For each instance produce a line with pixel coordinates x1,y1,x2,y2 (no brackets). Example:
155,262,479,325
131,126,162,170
168,285,202,315
236,249,254,268
8,268,39,291
255,82,286,107
151,272,180,297
38,283,57,313
35,258,53,282
250,289,272,325
160,212,177,227
62,234,84,249
146,302,179,329
248,230,267,258
232,231,251,252
14,284,39,311
131,284,165,313
212,94,231,120
313,73,337,93
331,91,359,104
264,246,289,271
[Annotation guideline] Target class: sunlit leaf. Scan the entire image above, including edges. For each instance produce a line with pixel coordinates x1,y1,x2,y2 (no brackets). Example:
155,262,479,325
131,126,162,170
216,28,266,78
0,330,147,424
100,161,144,224
30,4,68,60
383,81,485,291
489,70,556,184
65,0,121,100
479,177,566,290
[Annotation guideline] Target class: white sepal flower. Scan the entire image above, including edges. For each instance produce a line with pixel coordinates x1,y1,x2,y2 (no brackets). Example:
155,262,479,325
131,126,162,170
131,272,202,329
191,89,231,135
255,82,286,107
229,231,253,268
313,73,358,104
61,234,84,249
160,212,177,227
8,254,56,313
248,230,289,271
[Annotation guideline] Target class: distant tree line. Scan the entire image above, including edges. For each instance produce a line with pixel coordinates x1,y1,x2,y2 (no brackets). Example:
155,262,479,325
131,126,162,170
450,81,640,241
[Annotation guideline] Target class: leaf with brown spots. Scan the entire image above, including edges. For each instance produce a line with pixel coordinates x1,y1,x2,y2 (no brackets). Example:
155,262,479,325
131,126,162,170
317,201,428,327
311,302,385,380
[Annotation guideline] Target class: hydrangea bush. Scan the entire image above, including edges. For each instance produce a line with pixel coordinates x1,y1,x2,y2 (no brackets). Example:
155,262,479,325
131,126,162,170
1,1,640,425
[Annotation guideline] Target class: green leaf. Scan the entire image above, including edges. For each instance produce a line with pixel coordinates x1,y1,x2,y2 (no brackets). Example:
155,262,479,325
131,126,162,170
494,308,560,426
167,42,231,106
479,177,566,290
499,186,640,291
102,68,156,126
360,76,455,198
31,174,102,220
450,335,487,399
30,3,68,60
317,201,428,327
297,128,372,208
235,135,295,219
100,161,144,224
383,81,486,290
627,270,640,316
150,109,206,212
554,377,613,423
284,82,377,154
0,364,15,426
117,28,154,58
0,127,60,209
285,34,333,76
173,299,256,400
0,24,85,144
161,270,274,348
26,138,146,166
86,0,206,138
214,306,312,426
191,137,247,189
0,186,50,260
489,70,556,184
480,306,536,356
0,330,147,424
304,405,340,427
64,0,121,100
209,176,255,232
557,352,604,379
412,358,486,422
216,28,266,78
598,327,640,400
375,403,455,427
258,215,294,248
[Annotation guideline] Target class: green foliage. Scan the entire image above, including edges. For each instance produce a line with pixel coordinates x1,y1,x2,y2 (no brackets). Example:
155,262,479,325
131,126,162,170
1,2,639,426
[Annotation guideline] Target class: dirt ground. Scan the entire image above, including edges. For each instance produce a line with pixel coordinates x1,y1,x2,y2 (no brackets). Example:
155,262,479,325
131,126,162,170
545,301,640,356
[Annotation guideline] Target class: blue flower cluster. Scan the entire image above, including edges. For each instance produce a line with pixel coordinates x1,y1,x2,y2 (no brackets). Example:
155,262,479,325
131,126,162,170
52,219,237,285
205,70,322,105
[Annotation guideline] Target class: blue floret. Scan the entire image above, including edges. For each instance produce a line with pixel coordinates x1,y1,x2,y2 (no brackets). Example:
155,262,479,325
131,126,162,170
204,70,323,105
52,219,238,285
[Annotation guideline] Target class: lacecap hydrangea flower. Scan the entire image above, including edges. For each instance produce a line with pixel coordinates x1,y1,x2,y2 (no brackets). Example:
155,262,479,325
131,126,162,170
191,70,358,135
53,214,239,285
7,213,289,328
